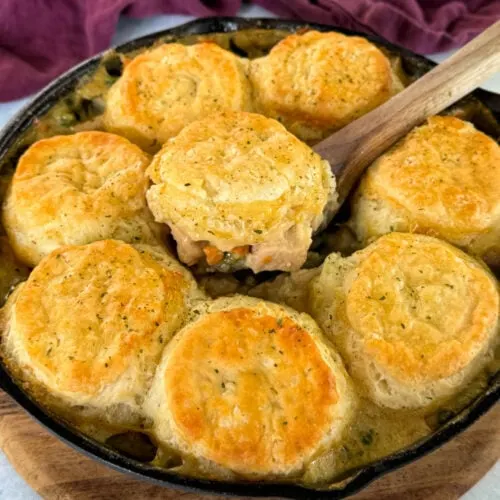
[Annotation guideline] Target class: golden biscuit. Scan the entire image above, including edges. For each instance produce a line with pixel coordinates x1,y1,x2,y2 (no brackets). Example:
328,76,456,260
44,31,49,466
350,116,500,267
145,296,353,478
0,240,203,422
146,111,336,273
250,31,402,144
103,42,252,152
2,131,162,267
309,233,499,409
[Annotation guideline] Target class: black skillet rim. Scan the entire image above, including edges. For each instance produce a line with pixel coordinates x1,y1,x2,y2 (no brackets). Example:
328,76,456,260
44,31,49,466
0,16,499,499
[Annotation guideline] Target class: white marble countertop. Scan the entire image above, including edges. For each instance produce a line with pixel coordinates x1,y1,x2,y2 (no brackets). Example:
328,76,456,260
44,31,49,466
0,4,498,499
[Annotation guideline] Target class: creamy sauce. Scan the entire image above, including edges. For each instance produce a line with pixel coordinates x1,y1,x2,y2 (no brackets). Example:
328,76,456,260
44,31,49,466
0,28,498,488
0,238,29,306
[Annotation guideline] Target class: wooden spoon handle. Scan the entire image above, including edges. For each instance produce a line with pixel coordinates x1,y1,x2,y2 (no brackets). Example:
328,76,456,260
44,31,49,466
314,19,500,204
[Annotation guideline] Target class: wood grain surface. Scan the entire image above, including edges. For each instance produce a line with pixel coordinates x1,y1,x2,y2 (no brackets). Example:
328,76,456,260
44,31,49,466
0,391,498,500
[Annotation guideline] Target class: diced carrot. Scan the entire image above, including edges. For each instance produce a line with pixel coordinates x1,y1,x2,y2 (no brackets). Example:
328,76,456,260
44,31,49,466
232,245,250,257
203,245,224,266
262,256,273,264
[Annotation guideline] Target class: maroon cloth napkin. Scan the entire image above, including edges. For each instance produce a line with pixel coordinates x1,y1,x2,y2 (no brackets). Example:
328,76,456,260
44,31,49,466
0,0,498,102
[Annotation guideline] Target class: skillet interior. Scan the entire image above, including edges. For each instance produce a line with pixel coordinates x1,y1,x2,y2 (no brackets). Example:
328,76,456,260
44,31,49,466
0,17,498,499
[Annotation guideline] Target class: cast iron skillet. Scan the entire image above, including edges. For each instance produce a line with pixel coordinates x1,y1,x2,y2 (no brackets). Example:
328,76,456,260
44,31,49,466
0,17,499,499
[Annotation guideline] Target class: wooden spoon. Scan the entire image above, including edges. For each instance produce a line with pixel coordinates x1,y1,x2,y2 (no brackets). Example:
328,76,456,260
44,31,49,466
314,19,500,208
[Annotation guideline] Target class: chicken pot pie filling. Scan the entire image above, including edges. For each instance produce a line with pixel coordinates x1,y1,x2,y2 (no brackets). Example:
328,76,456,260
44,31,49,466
0,27,498,488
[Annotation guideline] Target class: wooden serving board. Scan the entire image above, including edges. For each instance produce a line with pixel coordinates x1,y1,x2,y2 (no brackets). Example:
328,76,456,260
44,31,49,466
0,390,498,500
